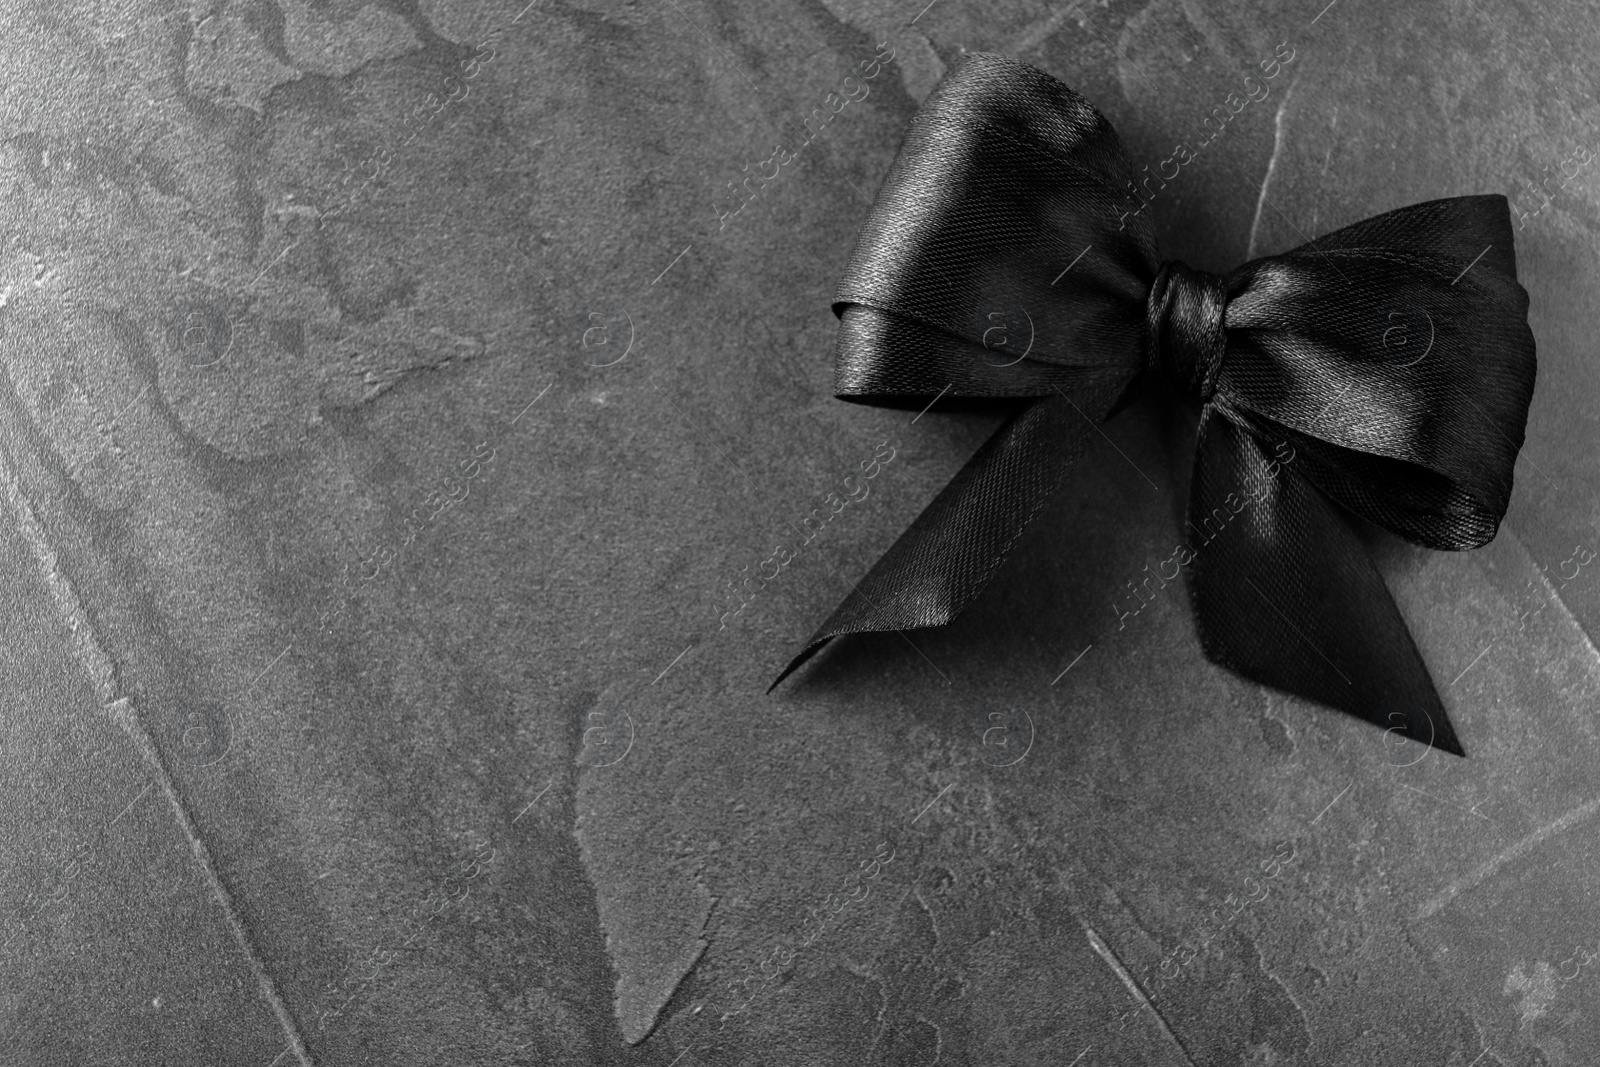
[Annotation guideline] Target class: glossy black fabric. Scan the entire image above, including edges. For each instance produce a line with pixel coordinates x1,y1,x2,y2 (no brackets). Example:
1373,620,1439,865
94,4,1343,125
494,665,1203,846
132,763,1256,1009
772,53,1537,756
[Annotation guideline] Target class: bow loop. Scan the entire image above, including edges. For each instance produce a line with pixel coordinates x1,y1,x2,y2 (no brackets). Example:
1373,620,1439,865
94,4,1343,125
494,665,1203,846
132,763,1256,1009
1148,260,1229,402
829,51,1156,398
1215,196,1536,551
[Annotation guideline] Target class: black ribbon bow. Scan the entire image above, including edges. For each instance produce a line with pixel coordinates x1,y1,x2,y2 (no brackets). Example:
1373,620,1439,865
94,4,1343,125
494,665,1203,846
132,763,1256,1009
772,54,1537,756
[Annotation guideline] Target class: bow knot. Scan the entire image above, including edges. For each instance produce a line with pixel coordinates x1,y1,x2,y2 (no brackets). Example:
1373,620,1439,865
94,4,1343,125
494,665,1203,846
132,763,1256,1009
1147,259,1228,402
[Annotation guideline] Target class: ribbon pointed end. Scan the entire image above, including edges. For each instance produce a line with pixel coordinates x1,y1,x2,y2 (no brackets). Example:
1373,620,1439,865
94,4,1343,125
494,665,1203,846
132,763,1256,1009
769,636,835,694
1425,713,1467,758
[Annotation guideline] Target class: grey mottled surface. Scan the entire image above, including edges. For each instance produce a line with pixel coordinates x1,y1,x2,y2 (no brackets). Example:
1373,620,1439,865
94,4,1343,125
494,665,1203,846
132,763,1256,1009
3,0,1600,1064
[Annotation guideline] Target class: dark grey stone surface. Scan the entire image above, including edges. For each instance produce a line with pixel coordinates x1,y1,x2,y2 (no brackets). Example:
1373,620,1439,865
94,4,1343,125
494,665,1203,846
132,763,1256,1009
3,0,1600,1064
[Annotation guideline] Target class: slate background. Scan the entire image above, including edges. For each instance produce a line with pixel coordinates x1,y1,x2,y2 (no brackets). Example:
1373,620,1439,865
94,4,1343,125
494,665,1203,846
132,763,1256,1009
3,0,1600,1064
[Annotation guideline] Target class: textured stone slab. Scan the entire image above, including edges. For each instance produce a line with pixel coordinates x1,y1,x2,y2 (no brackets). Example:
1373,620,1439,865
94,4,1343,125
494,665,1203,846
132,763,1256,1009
2,0,1599,1064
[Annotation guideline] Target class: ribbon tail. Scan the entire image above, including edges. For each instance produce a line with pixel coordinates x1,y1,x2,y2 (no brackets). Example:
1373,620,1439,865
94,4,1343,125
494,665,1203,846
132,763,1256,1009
771,374,1131,690
1186,407,1464,756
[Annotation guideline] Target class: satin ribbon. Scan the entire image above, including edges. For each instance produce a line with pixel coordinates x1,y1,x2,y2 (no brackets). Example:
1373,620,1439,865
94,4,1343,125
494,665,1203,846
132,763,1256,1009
772,53,1538,756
